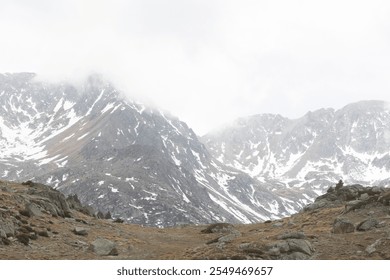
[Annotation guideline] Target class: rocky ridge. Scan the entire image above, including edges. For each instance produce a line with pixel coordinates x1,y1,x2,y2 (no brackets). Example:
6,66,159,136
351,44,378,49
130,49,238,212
1,179,390,260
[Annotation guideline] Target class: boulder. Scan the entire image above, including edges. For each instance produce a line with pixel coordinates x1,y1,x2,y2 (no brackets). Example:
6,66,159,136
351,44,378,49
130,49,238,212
277,231,306,240
357,218,378,231
287,239,314,256
37,230,50,237
217,229,241,243
25,203,43,217
332,217,355,234
0,218,15,237
283,252,311,260
378,191,390,205
267,238,314,259
91,238,118,256
366,239,382,255
338,185,364,201
73,227,88,236
267,241,290,254
239,243,266,258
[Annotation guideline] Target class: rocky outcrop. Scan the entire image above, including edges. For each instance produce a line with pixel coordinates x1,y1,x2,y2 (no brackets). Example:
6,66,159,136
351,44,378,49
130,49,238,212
0,180,99,247
304,184,387,212
25,182,73,218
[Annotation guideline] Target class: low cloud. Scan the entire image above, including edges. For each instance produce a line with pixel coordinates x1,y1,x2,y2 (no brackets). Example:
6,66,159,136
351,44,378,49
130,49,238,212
1,0,390,134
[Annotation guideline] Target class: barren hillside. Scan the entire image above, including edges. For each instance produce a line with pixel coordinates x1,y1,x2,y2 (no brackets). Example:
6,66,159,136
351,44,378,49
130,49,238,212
1,180,390,260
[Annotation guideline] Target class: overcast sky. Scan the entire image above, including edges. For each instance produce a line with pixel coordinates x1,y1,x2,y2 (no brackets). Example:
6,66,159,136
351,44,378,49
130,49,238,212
1,0,390,134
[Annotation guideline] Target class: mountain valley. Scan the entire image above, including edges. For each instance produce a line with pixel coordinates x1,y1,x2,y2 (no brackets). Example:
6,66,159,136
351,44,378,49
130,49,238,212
1,72,390,228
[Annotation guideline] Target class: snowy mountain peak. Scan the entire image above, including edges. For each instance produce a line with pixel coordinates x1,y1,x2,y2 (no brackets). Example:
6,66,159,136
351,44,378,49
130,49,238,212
0,73,297,227
203,100,390,202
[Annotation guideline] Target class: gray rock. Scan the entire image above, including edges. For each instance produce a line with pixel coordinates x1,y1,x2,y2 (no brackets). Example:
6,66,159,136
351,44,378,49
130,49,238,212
278,231,306,240
239,243,265,257
357,218,378,231
37,230,50,237
372,186,386,194
304,200,331,211
378,191,390,205
268,241,290,253
366,239,382,254
327,186,335,193
73,227,88,236
332,217,355,234
238,243,252,250
28,184,72,218
344,200,364,213
91,238,118,256
268,247,281,256
283,252,311,260
0,218,15,237
25,203,43,217
287,239,314,256
0,229,6,238
217,229,241,243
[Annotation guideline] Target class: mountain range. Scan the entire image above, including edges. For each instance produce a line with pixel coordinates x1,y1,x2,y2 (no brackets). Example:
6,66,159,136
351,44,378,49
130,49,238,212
1,72,389,226
203,100,390,200
0,73,295,226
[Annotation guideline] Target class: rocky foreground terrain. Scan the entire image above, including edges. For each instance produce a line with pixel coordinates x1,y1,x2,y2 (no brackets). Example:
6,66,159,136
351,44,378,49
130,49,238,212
1,179,390,260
